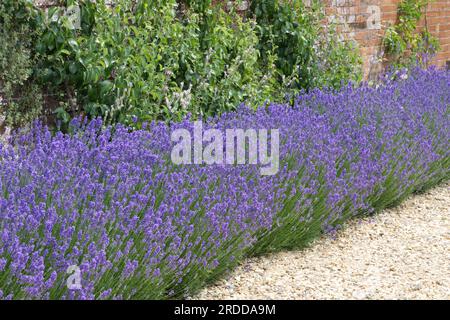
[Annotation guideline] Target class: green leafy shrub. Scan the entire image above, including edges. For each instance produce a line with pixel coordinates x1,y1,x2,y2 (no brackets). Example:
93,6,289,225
311,26,363,89
0,0,43,127
0,0,94,128
249,0,319,90
34,0,279,124
248,0,362,97
1,0,362,128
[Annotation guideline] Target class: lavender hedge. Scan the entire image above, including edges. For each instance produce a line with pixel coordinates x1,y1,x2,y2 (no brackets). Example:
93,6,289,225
0,68,449,300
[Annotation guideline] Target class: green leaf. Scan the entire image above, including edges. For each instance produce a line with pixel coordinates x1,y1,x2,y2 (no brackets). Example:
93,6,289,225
99,80,114,96
67,39,79,51
69,62,78,74
53,107,70,123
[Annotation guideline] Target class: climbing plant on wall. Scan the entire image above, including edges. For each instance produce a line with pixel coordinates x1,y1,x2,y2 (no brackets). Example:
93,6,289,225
383,0,439,68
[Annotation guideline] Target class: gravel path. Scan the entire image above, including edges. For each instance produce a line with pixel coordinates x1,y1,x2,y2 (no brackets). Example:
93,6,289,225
195,183,450,300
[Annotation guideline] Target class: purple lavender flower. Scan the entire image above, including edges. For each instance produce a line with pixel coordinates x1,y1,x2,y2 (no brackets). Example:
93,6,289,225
0,67,448,300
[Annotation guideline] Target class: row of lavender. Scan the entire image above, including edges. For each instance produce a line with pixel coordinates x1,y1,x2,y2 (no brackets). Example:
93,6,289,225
0,68,449,299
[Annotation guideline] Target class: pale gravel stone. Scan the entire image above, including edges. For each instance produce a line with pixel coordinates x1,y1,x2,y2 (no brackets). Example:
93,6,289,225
194,183,450,300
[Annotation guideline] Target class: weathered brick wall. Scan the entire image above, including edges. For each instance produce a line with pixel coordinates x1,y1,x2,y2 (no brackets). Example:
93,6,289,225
416,1,450,67
322,0,450,79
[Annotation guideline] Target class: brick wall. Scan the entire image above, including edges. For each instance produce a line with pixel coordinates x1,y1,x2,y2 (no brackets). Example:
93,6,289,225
322,0,450,79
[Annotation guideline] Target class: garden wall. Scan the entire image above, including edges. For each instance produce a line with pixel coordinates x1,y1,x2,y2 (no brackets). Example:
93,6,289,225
323,0,450,80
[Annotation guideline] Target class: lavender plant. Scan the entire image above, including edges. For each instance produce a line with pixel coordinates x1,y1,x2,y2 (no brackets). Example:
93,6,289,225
0,68,449,300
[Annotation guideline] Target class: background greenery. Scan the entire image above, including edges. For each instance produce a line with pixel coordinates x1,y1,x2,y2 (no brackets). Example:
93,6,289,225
1,0,363,128
0,0,43,128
